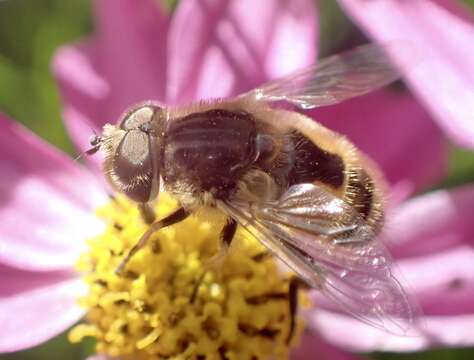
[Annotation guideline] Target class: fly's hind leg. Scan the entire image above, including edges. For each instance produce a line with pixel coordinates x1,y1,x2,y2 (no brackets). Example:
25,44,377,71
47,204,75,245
115,206,189,275
287,277,310,344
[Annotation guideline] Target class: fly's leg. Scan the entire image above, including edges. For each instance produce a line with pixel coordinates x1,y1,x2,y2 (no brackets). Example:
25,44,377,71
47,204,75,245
220,217,238,250
115,207,189,275
138,203,156,224
190,218,238,302
287,277,309,344
204,217,238,270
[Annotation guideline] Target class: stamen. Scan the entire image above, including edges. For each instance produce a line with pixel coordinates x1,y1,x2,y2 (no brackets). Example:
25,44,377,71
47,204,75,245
70,193,306,359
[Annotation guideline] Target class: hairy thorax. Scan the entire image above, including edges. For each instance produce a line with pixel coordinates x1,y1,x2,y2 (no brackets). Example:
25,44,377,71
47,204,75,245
162,109,260,207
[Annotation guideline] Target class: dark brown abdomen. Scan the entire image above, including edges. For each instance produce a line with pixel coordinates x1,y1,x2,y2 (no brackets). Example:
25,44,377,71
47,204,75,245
288,131,345,188
287,131,381,229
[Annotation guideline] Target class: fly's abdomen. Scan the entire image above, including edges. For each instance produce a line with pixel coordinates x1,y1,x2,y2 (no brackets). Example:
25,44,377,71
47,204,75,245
163,109,257,198
288,131,345,189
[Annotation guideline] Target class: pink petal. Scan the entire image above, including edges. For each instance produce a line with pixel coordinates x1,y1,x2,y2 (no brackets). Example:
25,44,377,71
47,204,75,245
0,265,85,352
309,310,474,352
338,0,474,148
386,186,474,315
53,0,169,155
386,185,474,258
93,0,169,116
397,246,474,316
292,330,362,359
167,0,317,103
308,185,474,351
53,43,108,169
0,114,105,272
311,89,447,199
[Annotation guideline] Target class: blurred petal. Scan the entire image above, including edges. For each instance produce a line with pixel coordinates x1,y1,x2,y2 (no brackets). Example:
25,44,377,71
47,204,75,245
397,246,474,315
167,0,317,103
0,264,75,297
292,330,362,359
387,185,474,258
311,89,447,200
309,185,474,351
387,186,474,315
53,44,107,170
0,265,85,352
309,310,474,352
53,0,169,155
93,0,169,116
0,114,105,271
338,0,474,148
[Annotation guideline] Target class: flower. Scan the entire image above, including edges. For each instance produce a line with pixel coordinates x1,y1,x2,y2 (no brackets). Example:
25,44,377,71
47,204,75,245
0,111,350,360
1,0,474,359
0,112,307,360
337,0,474,149
0,115,105,351
70,194,302,359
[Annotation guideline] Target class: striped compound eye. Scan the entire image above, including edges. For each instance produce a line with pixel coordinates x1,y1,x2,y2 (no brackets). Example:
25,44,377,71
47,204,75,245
111,128,160,203
120,105,160,131
100,103,166,204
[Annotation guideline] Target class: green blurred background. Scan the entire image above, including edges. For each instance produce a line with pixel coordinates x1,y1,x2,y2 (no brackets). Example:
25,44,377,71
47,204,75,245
0,0,473,359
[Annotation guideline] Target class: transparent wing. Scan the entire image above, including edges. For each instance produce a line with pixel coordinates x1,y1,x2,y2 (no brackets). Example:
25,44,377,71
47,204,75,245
244,43,404,109
218,183,420,335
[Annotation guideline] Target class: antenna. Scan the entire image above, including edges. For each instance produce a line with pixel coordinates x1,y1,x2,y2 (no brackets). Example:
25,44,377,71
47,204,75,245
74,131,103,162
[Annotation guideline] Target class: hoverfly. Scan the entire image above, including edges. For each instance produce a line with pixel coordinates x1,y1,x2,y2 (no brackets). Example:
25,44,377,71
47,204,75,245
88,43,420,337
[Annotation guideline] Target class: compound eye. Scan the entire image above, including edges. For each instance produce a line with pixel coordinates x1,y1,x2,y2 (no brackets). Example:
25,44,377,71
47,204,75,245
112,129,159,203
120,105,159,131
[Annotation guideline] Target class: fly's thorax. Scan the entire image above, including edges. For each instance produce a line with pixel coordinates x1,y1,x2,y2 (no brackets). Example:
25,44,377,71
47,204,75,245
162,109,261,200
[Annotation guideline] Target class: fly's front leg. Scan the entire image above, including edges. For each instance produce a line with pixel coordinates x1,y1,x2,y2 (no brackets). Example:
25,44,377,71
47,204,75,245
115,207,189,275
138,203,156,224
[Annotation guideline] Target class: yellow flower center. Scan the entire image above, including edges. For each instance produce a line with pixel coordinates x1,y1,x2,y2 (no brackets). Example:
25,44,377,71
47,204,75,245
69,193,304,360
